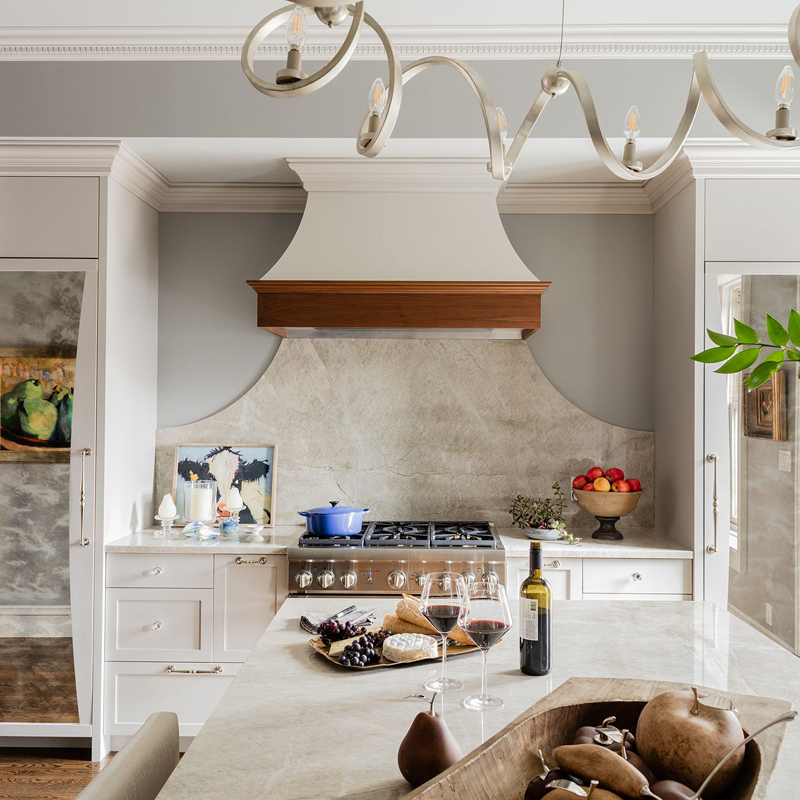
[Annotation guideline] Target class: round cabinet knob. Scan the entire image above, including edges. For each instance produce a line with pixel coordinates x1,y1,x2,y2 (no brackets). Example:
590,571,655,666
545,560,561,569
415,573,427,587
340,570,357,589
318,570,335,589
295,569,312,589
387,570,407,590
461,570,476,586
152,567,164,575
483,571,499,585
152,621,163,630
632,572,643,582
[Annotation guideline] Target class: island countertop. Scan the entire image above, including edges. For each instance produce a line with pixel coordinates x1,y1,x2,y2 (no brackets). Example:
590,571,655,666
157,598,798,800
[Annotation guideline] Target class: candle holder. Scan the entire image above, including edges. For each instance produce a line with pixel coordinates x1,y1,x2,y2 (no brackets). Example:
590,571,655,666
220,503,244,537
154,514,179,539
183,480,218,540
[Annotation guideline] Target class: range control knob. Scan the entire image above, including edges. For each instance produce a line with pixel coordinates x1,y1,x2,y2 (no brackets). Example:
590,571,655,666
340,570,357,589
414,573,427,587
483,570,499,585
387,570,407,590
438,574,453,592
294,569,312,589
318,569,335,589
461,570,477,586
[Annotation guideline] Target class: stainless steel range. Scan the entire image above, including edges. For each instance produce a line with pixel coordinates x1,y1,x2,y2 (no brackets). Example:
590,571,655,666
287,521,506,596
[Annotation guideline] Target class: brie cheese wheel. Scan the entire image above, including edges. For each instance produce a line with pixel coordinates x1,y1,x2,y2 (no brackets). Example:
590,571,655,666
382,633,439,663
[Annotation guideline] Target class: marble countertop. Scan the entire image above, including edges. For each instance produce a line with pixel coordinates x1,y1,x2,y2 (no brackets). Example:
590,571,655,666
498,527,694,559
157,598,798,800
108,526,692,559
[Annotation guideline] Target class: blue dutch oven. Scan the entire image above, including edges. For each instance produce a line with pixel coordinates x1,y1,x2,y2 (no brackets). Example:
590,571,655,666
298,501,371,536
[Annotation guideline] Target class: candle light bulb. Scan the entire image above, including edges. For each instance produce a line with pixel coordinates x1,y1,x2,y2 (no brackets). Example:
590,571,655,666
286,6,307,50
368,78,387,116
496,107,508,143
158,494,176,518
776,65,795,107
624,105,641,143
227,487,243,511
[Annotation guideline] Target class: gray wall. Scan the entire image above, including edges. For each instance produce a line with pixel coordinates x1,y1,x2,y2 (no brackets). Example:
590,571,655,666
0,271,84,608
158,212,654,430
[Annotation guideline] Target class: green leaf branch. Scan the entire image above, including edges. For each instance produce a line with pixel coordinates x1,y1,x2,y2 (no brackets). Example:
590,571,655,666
692,310,800,391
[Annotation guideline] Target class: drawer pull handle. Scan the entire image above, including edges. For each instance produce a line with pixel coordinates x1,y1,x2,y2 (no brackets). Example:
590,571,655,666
152,621,163,630
632,572,643,582
166,665,224,675
545,560,561,569
152,567,164,575
235,556,268,565
706,452,719,554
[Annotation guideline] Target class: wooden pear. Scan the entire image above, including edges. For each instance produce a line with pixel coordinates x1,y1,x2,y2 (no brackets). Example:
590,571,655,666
525,749,585,800
398,694,463,788
636,689,744,799
649,780,694,800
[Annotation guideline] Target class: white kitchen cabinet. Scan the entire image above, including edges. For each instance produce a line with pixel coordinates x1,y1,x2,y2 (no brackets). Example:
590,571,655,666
0,177,99,257
582,594,692,601
106,588,214,662
213,554,288,662
506,556,583,600
583,558,691,596
106,553,214,589
104,661,240,736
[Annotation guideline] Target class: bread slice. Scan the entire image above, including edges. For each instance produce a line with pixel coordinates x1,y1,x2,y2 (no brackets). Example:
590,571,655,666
382,614,433,637
395,595,474,647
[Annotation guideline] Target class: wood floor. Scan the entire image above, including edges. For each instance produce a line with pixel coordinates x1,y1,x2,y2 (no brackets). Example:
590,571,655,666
0,749,111,799
0,639,79,724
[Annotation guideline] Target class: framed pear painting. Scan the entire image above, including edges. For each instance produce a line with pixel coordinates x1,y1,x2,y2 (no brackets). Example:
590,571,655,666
0,347,76,463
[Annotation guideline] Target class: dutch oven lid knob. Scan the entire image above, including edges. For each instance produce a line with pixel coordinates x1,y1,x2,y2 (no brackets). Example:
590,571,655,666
329,501,339,507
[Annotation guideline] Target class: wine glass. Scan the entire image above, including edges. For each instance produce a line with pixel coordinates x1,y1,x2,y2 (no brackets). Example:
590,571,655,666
419,572,468,692
459,581,512,710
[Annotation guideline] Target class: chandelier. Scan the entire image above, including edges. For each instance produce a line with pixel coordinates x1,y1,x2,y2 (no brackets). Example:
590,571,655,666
242,1,800,182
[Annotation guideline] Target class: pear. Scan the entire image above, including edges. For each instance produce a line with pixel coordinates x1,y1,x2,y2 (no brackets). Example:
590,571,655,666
18,397,58,440
398,694,462,787
50,385,71,404
56,393,73,441
649,780,694,800
0,393,21,432
9,378,45,400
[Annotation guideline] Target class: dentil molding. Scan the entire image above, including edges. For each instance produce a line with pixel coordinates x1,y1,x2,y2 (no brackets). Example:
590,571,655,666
0,24,792,61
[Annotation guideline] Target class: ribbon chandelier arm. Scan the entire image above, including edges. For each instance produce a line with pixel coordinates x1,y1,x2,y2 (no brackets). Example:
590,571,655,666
242,2,800,180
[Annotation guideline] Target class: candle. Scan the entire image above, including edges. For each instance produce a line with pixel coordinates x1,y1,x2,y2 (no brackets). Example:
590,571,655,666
158,494,177,518
227,487,243,511
186,481,215,522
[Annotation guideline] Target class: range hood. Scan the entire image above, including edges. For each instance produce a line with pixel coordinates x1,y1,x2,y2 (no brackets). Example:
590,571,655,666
248,158,549,339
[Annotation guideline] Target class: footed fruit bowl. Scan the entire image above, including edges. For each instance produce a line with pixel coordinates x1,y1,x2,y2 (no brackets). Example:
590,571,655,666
572,489,643,540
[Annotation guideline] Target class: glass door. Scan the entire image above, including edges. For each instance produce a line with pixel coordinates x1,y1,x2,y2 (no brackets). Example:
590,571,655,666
0,266,96,726
705,266,799,654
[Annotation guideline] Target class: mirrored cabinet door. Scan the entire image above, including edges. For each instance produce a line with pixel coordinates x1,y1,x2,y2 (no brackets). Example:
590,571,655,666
0,264,97,727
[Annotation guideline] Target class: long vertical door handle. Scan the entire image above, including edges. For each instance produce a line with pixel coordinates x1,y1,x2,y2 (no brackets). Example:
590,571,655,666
706,453,718,554
78,448,92,546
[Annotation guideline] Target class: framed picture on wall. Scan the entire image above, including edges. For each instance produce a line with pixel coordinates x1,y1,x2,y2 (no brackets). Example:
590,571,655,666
171,443,277,526
0,347,77,463
743,370,787,441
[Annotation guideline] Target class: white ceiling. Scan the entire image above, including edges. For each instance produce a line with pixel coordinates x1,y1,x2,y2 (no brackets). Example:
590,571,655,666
126,137,672,185
3,1,798,28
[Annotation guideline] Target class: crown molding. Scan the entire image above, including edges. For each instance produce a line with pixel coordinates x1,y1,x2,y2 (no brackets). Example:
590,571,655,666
110,144,170,210
0,139,122,175
0,24,792,61
161,182,307,213
499,182,650,215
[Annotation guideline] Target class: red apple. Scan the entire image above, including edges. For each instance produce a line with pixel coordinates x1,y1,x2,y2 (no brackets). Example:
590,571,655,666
627,478,642,492
586,466,604,482
572,475,588,490
583,484,595,491
593,477,611,492
612,480,631,493
605,467,624,482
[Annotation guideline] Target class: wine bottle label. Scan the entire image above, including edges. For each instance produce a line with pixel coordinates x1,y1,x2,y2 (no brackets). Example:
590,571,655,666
520,598,539,641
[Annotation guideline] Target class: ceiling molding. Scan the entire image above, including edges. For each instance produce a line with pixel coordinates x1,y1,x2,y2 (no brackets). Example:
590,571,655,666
110,144,170,210
0,139,122,175
0,24,792,61
161,183,307,213
499,182,650,215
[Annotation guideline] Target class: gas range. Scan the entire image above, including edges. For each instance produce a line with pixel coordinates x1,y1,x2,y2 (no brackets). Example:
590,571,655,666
287,521,505,596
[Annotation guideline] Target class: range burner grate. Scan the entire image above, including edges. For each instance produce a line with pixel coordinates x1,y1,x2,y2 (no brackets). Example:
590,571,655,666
364,522,431,548
431,522,497,549
297,528,367,548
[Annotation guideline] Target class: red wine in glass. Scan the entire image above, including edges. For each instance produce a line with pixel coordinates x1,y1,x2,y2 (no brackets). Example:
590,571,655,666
422,604,464,634
462,619,511,649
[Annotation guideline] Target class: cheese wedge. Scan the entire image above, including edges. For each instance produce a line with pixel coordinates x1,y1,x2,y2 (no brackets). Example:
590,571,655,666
382,633,439,663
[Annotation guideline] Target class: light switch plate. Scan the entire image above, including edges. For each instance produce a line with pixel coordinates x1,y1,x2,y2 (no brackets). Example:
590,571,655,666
766,603,773,626
779,450,792,472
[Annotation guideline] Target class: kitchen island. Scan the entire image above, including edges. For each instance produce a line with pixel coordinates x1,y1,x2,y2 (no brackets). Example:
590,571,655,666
156,598,799,800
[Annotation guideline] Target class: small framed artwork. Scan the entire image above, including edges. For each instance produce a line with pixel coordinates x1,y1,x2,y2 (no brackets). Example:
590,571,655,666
743,370,787,441
0,347,77,463
172,443,277,526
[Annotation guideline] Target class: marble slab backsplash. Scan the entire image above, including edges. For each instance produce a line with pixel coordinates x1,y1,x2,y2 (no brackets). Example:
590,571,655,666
155,339,654,530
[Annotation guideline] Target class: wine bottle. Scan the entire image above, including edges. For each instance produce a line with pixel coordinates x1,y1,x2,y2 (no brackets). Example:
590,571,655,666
519,541,552,676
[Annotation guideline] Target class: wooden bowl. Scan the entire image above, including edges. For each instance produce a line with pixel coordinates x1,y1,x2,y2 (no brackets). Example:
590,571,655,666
573,489,643,518
405,678,792,800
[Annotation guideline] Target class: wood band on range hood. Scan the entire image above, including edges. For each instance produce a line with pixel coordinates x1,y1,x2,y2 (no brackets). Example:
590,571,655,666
247,280,551,339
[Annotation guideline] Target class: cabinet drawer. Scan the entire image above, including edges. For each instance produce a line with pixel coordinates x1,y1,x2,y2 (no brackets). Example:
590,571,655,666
104,661,240,736
581,593,692,601
107,553,214,589
583,558,691,596
0,177,99,257
106,588,213,662
506,556,582,601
